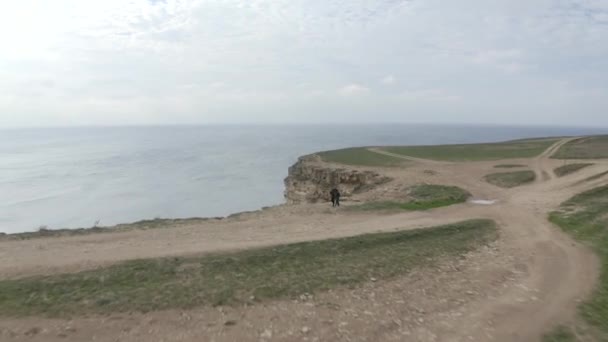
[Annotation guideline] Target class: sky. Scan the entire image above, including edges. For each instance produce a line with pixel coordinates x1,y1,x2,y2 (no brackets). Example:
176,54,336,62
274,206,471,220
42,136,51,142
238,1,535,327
0,0,607,127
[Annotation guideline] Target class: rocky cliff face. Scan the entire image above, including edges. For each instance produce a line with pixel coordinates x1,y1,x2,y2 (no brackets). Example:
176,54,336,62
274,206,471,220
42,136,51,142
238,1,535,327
284,156,391,204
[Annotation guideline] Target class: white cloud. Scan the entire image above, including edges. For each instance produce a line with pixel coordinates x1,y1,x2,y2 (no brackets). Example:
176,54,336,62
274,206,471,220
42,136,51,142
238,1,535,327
381,75,396,85
399,88,462,102
0,0,608,126
471,49,526,73
338,83,371,96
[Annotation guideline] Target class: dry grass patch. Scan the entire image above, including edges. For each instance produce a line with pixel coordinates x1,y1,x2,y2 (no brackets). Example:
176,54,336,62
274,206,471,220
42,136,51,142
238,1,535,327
0,220,496,317
484,170,536,188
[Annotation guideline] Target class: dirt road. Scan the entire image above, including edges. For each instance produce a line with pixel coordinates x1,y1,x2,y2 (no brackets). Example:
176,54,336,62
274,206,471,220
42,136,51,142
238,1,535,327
1,139,606,342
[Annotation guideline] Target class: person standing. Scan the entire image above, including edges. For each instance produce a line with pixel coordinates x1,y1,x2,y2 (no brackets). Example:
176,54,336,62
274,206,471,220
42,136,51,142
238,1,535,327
330,188,341,207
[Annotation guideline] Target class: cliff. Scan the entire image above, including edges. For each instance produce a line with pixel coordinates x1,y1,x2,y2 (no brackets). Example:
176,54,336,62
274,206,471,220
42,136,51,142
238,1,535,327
284,155,392,204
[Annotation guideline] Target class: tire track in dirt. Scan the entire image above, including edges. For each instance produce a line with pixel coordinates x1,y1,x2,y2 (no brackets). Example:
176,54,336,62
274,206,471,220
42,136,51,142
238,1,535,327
366,147,450,165
532,138,578,182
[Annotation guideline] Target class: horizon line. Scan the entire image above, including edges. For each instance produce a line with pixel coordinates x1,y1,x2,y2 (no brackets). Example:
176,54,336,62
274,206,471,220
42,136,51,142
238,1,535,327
2,122,608,130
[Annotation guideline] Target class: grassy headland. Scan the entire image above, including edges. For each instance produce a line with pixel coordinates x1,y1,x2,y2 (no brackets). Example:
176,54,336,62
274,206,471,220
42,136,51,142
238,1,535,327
380,138,558,162
552,136,608,159
318,147,405,166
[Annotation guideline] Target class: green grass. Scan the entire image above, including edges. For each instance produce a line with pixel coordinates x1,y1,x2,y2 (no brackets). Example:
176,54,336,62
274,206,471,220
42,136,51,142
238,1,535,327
548,185,608,340
380,138,558,162
552,136,608,159
349,184,471,211
1,217,223,241
543,326,576,342
494,164,526,168
0,220,497,317
484,170,536,188
318,147,405,166
581,170,608,183
554,163,594,177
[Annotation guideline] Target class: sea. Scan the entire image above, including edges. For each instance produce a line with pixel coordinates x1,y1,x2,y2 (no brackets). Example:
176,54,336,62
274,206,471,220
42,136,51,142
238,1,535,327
1,124,606,234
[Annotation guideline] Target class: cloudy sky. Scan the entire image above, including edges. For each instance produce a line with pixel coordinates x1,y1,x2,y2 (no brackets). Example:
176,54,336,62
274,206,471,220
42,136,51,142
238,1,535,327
1,0,607,127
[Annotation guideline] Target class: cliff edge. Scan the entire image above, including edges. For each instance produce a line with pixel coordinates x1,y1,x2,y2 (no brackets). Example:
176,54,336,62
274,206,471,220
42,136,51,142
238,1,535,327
283,154,391,204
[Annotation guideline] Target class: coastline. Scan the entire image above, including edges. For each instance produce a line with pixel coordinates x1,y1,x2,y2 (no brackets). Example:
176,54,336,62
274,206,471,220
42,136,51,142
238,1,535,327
0,205,283,240
2,136,607,340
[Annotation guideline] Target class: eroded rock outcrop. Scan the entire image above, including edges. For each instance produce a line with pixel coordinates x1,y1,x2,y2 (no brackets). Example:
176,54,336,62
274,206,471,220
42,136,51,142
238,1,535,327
284,155,391,204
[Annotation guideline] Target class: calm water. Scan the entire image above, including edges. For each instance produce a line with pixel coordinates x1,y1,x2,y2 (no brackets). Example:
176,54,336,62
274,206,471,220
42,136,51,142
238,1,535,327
1,124,605,233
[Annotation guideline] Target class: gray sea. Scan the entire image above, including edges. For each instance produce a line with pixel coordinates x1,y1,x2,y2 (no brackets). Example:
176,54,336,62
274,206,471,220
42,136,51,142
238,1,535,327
1,124,606,234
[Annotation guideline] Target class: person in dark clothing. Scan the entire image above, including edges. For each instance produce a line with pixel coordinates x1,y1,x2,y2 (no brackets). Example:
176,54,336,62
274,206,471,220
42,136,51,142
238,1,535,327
330,188,341,207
